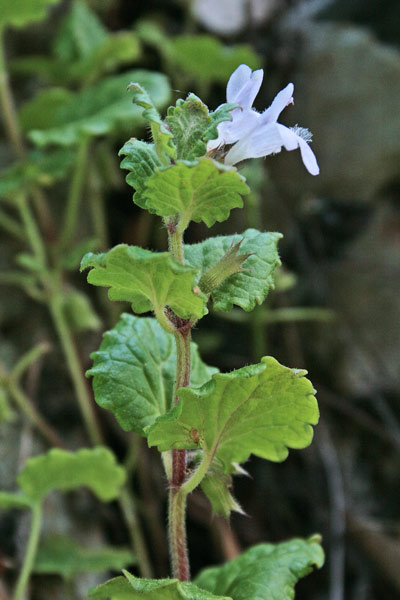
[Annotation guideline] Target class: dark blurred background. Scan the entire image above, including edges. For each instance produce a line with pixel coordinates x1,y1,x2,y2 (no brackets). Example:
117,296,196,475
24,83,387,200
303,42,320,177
1,1,399,599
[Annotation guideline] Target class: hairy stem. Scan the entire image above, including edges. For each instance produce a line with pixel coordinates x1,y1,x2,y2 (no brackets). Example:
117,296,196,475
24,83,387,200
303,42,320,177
166,218,193,580
169,486,189,581
13,503,42,600
167,220,184,263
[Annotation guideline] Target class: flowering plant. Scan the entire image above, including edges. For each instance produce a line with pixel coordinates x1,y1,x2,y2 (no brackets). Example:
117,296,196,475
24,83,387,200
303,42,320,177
79,64,324,598
0,44,323,597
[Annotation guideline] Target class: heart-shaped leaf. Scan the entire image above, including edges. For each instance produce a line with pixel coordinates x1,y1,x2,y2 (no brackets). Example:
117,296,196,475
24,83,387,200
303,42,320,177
89,571,230,600
169,35,261,86
143,158,249,231
195,536,324,600
34,536,134,578
148,356,318,469
81,245,207,321
20,70,170,147
17,447,126,503
184,229,282,312
88,314,218,435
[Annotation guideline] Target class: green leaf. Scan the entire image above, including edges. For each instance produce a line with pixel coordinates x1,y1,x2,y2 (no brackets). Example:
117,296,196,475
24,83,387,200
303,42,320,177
53,0,107,61
12,33,140,87
0,149,75,200
0,0,60,30
67,32,141,85
119,140,162,210
17,447,126,503
195,536,324,600
62,288,101,333
80,245,207,321
0,491,32,510
20,71,171,147
169,35,261,85
143,158,249,231
166,94,235,161
60,237,100,271
148,356,318,469
184,229,282,312
87,314,218,435
128,82,176,161
34,535,134,578
89,571,230,600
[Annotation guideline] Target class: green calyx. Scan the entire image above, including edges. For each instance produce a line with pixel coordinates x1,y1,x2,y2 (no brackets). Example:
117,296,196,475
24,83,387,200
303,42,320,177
198,239,252,295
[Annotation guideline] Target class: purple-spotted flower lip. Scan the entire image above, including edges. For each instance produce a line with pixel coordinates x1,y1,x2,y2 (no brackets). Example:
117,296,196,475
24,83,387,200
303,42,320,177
208,64,319,176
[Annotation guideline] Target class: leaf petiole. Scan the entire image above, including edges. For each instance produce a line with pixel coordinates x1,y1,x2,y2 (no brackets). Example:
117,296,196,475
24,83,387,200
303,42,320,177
13,502,42,600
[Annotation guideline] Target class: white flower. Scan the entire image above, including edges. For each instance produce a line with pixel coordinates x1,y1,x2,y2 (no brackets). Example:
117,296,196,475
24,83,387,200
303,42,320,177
208,64,319,176
207,64,262,150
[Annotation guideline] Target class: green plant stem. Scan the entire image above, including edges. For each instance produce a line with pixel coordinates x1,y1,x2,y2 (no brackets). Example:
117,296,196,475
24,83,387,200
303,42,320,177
15,193,47,267
88,167,109,250
12,342,50,380
166,222,193,580
168,486,189,581
48,277,102,446
0,33,54,240
0,32,25,159
169,448,213,582
8,380,65,449
167,222,184,263
58,138,90,252
0,208,25,241
13,503,42,600
118,487,153,578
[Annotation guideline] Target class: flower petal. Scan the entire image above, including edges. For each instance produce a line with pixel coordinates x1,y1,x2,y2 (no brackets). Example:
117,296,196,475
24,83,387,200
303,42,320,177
277,124,319,175
276,123,299,151
225,122,283,164
261,83,294,124
226,64,252,103
298,137,319,175
223,109,260,144
235,69,264,109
